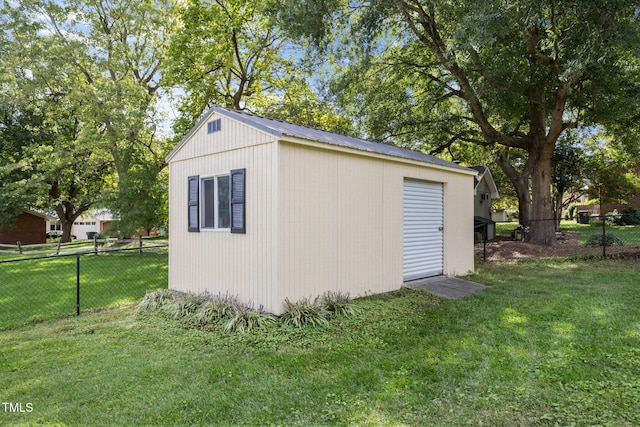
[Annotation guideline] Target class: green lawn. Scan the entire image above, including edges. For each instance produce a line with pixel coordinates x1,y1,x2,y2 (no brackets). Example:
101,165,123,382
496,219,640,246
1,257,639,425
0,252,168,328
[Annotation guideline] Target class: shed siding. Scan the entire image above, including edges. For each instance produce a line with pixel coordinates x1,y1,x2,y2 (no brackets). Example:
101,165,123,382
474,179,493,219
168,110,474,315
169,113,275,163
277,142,473,312
168,128,279,312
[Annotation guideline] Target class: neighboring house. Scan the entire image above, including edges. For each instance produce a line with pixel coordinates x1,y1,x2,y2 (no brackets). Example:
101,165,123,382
470,165,500,241
491,209,508,222
577,194,640,218
166,106,476,315
46,210,114,239
0,210,50,245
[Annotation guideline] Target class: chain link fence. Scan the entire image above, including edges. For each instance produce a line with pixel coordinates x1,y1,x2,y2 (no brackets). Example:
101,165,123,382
0,242,168,329
477,216,640,261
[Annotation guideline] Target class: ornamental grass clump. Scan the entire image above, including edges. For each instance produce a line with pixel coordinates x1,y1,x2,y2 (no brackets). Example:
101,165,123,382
281,297,330,328
193,293,239,325
137,289,180,311
162,292,211,320
139,289,356,332
224,304,276,333
320,291,355,317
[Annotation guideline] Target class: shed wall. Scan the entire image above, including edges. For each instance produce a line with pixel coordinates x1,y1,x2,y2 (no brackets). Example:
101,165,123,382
168,117,279,312
276,141,474,313
474,179,493,219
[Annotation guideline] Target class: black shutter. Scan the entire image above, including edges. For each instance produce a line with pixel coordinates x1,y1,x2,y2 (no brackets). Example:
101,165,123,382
230,168,245,234
188,175,200,232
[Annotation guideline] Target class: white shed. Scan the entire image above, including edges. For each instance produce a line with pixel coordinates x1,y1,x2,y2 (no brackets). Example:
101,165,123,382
166,107,476,314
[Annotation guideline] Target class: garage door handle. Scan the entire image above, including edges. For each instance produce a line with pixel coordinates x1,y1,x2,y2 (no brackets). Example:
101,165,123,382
438,226,444,231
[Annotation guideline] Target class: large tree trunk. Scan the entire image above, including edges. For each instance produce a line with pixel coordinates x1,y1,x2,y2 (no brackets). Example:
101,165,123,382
54,203,89,243
495,149,532,224
527,139,557,244
60,220,74,244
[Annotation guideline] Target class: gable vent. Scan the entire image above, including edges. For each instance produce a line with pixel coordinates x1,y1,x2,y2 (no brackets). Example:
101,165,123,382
207,118,221,134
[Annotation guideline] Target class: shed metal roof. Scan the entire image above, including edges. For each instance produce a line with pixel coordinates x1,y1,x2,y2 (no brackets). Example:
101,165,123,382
167,106,473,173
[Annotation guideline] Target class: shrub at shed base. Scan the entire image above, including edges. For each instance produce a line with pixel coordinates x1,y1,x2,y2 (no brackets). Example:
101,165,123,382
137,289,355,332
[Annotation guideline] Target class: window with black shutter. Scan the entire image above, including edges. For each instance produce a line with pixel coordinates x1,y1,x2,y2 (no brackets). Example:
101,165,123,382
187,175,200,232
230,168,246,234
188,169,245,233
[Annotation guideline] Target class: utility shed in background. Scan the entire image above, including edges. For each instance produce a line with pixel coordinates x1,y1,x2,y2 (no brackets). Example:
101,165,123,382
165,106,476,315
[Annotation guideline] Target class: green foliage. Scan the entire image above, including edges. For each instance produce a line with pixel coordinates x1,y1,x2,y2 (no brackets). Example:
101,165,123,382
193,294,240,325
162,293,212,320
585,137,639,205
137,290,276,332
0,0,175,236
166,0,352,137
224,305,276,333
584,233,624,248
167,0,287,131
612,207,640,226
320,291,355,317
552,131,588,218
275,0,640,243
138,289,180,312
281,296,330,328
138,289,356,332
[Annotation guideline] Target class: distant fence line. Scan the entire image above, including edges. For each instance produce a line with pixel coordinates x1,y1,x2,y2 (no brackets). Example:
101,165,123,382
0,236,168,256
478,216,640,260
0,243,168,329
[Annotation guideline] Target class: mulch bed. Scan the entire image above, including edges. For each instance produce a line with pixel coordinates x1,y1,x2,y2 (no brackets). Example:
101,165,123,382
475,232,640,262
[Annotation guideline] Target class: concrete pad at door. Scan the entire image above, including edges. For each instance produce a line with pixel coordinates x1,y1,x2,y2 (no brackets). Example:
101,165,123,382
404,276,486,299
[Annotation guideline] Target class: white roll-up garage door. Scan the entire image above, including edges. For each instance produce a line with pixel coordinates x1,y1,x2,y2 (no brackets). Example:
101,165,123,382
403,179,444,281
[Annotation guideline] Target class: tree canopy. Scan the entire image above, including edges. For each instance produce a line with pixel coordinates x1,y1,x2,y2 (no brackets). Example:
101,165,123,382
275,0,640,244
0,0,176,238
166,0,354,135
2,0,639,245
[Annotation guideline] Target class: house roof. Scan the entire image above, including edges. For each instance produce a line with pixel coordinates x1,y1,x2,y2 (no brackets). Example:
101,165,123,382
22,209,56,221
166,106,473,173
469,165,500,198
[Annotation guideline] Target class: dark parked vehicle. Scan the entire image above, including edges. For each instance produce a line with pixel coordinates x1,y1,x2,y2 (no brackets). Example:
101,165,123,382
45,231,76,239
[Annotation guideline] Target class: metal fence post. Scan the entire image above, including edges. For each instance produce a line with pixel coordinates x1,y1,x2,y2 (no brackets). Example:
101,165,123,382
602,216,606,257
483,222,488,261
76,255,81,316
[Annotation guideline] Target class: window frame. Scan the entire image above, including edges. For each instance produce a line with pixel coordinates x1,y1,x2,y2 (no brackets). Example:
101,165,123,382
199,173,231,231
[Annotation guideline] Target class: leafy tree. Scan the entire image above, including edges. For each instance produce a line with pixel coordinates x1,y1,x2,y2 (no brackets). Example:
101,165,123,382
1,0,175,236
0,92,113,242
585,136,639,209
166,0,353,135
275,0,640,244
551,131,587,229
167,0,292,133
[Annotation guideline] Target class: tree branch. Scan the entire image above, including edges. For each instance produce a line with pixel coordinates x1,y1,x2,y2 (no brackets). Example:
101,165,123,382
395,0,531,151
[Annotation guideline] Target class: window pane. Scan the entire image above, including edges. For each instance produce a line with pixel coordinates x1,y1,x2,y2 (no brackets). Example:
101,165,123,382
202,178,215,228
217,175,230,229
